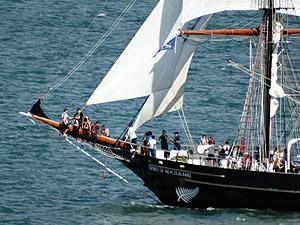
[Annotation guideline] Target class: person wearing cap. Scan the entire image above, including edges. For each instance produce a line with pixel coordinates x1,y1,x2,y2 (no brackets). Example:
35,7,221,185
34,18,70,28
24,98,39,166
292,155,300,173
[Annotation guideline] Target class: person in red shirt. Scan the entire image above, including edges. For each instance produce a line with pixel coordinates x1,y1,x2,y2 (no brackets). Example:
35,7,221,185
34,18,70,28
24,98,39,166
240,137,246,156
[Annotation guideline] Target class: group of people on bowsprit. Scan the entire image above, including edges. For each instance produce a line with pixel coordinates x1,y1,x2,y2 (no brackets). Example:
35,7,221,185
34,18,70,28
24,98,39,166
61,108,110,146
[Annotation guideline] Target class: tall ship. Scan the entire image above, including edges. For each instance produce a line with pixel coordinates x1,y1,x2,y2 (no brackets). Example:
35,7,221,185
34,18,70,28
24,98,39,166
21,0,300,210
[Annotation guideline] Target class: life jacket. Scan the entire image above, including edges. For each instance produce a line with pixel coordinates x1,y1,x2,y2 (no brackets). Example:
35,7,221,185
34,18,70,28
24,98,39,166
91,124,98,137
224,145,230,151
243,156,250,166
73,118,79,128
83,122,90,131
201,138,207,145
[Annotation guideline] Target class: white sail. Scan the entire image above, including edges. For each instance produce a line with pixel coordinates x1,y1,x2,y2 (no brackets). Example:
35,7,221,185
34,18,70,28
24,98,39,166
86,0,211,129
182,0,300,24
133,16,210,129
86,0,185,106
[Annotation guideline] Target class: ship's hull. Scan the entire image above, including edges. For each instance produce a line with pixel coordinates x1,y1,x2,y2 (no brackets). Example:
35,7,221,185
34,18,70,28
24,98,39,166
25,106,300,211
112,148,300,210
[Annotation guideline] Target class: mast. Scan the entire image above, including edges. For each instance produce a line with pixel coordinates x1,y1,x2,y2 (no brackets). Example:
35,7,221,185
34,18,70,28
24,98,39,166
262,0,274,156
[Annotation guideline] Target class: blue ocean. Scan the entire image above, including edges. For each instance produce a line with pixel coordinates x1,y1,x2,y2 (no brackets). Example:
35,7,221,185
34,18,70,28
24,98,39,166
1,0,300,224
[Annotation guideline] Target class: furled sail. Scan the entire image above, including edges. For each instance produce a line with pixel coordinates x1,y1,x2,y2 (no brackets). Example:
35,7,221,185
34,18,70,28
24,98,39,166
269,22,286,118
182,0,300,24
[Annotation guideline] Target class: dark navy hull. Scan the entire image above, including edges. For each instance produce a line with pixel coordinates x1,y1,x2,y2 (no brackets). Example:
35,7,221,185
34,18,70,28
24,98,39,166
114,149,300,210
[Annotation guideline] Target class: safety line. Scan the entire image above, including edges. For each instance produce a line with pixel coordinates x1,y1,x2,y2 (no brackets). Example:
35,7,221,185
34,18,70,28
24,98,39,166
24,115,160,204
64,137,161,203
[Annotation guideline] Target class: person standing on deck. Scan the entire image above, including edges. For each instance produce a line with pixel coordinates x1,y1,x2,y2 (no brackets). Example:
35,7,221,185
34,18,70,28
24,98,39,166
82,117,91,142
201,135,208,145
207,140,216,167
148,135,156,157
240,137,246,156
73,113,80,138
209,136,215,146
158,130,168,150
125,124,137,148
61,108,72,135
74,108,83,127
223,141,230,155
170,132,181,150
91,121,100,146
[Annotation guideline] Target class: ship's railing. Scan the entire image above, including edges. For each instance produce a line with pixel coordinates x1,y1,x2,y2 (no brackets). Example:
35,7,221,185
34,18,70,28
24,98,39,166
120,142,293,173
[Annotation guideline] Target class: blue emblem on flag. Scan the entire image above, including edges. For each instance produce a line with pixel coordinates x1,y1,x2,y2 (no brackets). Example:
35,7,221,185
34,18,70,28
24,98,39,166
153,36,176,58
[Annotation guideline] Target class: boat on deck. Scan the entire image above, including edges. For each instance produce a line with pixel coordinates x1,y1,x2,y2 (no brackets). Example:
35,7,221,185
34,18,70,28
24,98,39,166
21,0,300,210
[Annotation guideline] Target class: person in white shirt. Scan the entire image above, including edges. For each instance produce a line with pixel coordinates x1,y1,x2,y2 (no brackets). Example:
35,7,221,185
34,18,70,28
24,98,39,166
61,108,72,135
101,125,110,137
125,124,137,149
148,135,156,157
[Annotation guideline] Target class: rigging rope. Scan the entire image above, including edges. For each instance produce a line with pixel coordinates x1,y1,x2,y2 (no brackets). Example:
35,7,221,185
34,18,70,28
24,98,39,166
42,0,137,100
176,109,196,153
42,0,109,99
180,108,196,152
24,115,160,204
64,138,160,204
229,60,300,98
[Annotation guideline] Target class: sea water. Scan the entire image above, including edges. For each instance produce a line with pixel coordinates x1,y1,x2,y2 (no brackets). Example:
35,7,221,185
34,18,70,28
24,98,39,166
1,0,300,224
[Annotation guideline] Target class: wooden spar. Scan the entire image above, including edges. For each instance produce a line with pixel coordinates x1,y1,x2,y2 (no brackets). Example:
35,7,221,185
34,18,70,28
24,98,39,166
30,114,127,147
180,29,260,36
179,28,300,36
